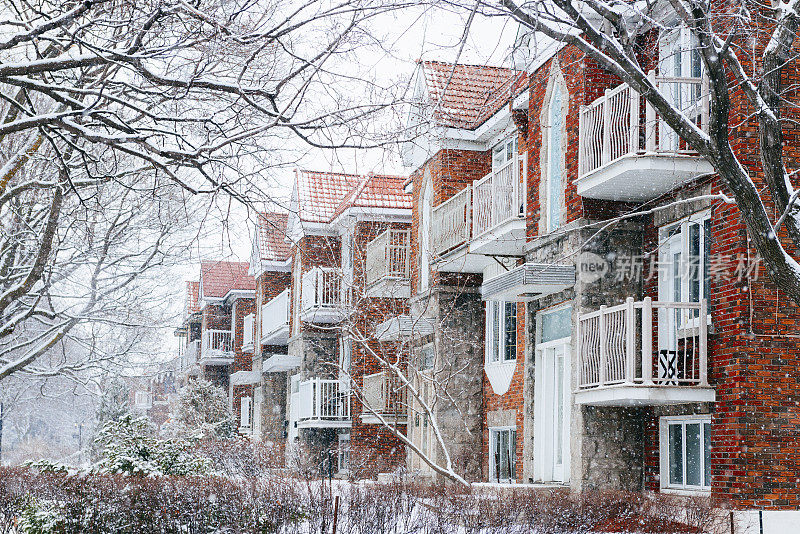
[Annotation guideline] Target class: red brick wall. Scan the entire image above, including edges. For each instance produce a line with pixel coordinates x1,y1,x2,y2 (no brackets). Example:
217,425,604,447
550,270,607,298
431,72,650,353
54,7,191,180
232,297,256,427
256,269,292,356
348,219,410,477
289,235,341,335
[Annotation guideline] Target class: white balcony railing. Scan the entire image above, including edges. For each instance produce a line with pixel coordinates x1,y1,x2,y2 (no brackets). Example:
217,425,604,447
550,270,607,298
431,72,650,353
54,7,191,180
431,186,472,256
472,157,525,239
242,313,254,351
300,267,346,323
577,297,708,391
261,288,290,344
201,329,233,364
294,378,350,426
362,370,407,420
366,229,410,286
579,71,709,179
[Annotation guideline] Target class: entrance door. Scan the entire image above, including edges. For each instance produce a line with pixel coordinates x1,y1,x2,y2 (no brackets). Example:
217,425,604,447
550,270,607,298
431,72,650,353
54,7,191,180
535,340,570,482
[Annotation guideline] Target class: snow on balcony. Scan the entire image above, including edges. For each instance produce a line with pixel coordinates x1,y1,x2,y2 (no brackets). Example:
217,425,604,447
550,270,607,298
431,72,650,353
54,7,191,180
361,370,407,424
261,289,290,345
575,297,714,406
365,229,410,298
470,156,526,256
577,72,714,202
293,378,351,428
300,267,347,323
200,329,233,365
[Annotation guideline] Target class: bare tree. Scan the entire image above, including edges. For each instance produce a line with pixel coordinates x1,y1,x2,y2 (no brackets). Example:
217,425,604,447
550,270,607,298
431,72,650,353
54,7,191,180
440,0,800,301
0,0,406,382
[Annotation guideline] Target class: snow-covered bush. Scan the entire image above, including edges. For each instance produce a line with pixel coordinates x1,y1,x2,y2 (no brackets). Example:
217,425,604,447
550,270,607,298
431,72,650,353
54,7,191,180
162,379,236,439
194,438,283,478
94,413,210,476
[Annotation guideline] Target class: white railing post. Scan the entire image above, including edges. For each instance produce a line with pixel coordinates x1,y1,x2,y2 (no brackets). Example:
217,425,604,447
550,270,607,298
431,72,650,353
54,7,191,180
699,298,709,387
625,297,636,384
578,105,586,176
630,89,640,154
314,379,321,420
602,88,612,165
645,70,657,152
598,305,607,386
642,297,654,385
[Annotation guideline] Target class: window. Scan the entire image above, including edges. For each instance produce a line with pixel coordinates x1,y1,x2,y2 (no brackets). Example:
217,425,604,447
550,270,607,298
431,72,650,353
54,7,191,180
660,416,711,491
659,25,704,150
486,302,517,364
134,391,151,408
492,134,517,173
420,175,433,292
338,434,350,472
490,427,517,482
541,68,567,234
240,396,252,428
658,212,711,308
419,343,435,371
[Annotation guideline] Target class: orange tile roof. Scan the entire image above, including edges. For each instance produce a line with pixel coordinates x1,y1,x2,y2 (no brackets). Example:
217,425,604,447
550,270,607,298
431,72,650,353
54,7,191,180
419,60,527,129
200,261,255,299
257,212,291,262
186,281,200,314
296,170,411,224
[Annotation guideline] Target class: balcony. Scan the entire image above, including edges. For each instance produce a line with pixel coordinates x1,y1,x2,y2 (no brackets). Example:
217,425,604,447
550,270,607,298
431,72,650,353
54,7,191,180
293,378,351,428
469,157,526,255
242,313,254,353
577,72,714,202
361,370,408,424
575,297,714,406
200,329,233,365
300,267,347,323
261,289,290,345
365,229,410,298
430,159,526,273
185,339,200,366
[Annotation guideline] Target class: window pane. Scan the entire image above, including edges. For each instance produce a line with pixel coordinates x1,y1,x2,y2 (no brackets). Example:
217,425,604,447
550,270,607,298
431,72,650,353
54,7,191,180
686,423,702,486
688,223,700,304
510,430,517,480
541,306,572,342
491,302,501,362
703,218,711,301
668,424,684,485
555,355,564,465
703,422,711,487
500,431,509,480
548,85,564,232
504,303,517,361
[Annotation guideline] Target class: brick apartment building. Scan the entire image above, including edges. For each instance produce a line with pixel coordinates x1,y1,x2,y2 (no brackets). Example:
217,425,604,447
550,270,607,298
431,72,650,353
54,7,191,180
171,8,800,513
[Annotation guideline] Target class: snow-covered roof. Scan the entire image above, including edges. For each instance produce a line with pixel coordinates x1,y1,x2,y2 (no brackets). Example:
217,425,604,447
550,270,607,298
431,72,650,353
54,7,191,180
199,261,255,300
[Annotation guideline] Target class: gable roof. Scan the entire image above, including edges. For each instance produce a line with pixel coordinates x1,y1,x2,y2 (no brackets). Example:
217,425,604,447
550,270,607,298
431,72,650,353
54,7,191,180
256,212,291,262
295,170,411,225
199,261,255,300
418,60,526,130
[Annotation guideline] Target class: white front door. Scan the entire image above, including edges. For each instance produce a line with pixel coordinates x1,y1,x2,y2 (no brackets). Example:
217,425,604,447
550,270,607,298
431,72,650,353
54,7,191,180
534,337,571,483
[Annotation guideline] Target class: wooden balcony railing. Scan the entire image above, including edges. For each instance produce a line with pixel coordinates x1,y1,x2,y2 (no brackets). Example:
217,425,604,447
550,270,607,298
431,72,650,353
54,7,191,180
362,370,407,418
472,157,525,239
301,267,343,312
431,186,472,256
261,288,290,341
295,378,350,424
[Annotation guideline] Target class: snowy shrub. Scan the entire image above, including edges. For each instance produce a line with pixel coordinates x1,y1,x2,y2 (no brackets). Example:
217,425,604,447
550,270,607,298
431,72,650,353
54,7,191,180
194,438,283,477
94,413,210,476
163,379,237,439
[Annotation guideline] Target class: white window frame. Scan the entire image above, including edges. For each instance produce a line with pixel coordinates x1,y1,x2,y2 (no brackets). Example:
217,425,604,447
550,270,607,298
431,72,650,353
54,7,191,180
489,426,517,483
485,301,518,364
492,134,517,174
240,395,252,429
659,415,711,492
658,210,711,326
337,433,350,473
542,71,567,234
419,342,435,371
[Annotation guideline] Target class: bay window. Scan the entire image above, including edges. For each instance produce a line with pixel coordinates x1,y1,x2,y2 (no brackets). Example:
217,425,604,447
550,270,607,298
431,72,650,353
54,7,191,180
486,301,517,364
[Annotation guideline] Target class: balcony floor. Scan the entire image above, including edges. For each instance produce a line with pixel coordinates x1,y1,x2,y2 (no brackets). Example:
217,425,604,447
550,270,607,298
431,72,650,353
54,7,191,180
469,218,526,257
361,413,408,425
577,154,715,202
574,384,715,406
297,418,352,429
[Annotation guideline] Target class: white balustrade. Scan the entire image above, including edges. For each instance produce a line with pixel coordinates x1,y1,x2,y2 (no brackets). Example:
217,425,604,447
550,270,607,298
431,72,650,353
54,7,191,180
185,339,200,366
301,267,343,312
202,329,233,356
363,370,407,416
579,71,709,178
296,378,351,423
365,229,410,286
577,297,708,389
242,313,254,348
261,288,290,341
472,157,526,238
431,186,472,255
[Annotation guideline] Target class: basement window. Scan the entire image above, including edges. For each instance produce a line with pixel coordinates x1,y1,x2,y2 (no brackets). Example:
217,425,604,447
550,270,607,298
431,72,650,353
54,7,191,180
489,427,517,483
659,415,711,491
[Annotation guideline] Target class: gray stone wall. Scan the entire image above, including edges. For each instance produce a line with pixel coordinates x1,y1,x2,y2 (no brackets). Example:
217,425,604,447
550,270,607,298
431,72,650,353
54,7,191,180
580,406,645,490
261,371,288,446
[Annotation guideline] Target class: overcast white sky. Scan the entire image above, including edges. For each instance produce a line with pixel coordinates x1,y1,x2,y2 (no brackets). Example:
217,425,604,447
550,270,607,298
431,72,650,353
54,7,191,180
153,5,522,361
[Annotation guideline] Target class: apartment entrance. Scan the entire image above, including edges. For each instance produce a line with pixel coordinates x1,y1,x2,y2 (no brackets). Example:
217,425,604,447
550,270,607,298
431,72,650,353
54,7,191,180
533,306,572,483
